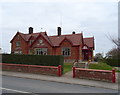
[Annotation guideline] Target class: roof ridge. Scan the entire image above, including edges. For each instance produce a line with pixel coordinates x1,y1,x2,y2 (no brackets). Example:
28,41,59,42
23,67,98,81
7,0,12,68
83,37,94,39
41,32,53,45
19,32,25,34
49,33,82,37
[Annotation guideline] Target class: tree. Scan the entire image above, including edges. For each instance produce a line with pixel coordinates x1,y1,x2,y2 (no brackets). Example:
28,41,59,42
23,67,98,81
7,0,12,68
105,35,120,67
106,48,119,58
106,34,120,57
94,53,103,62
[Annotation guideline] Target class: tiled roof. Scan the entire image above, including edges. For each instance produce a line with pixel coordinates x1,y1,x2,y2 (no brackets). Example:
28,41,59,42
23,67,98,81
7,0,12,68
21,33,40,41
11,31,94,48
49,33,82,46
83,37,94,49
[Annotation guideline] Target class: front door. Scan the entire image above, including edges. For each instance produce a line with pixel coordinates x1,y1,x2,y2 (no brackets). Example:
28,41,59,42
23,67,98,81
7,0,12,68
83,50,89,61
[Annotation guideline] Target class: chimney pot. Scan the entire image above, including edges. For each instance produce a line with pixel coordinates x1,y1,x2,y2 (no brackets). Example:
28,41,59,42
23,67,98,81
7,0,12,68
72,31,75,34
29,27,33,34
57,27,61,36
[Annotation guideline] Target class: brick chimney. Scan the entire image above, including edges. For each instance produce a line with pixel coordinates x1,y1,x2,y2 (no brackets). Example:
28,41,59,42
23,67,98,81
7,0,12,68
57,27,61,36
72,31,75,34
29,27,33,34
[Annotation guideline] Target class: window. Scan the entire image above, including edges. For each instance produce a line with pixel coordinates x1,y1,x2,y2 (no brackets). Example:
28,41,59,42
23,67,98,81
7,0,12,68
83,46,88,49
39,40,43,44
62,47,71,56
17,35,20,39
16,41,21,46
14,51,22,54
35,48,47,55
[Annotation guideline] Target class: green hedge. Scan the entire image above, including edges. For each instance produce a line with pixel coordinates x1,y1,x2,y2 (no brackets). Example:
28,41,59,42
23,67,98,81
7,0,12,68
2,54,64,73
105,58,120,67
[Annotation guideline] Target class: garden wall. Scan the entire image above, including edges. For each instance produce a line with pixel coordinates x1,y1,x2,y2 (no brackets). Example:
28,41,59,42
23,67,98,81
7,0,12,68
73,67,116,83
1,63,62,76
2,54,64,74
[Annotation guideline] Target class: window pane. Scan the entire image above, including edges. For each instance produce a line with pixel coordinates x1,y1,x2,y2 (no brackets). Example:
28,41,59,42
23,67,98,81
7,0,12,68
16,41,20,46
35,48,47,55
62,47,70,56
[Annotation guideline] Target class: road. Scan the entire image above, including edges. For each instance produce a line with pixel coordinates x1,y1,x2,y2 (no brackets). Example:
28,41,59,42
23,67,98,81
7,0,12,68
1,75,118,94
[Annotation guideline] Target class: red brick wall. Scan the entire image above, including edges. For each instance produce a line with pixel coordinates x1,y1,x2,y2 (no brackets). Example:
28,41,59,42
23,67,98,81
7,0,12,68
55,40,82,62
11,33,28,54
30,35,53,55
12,33,94,61
1,63,61,76
73,68,115,82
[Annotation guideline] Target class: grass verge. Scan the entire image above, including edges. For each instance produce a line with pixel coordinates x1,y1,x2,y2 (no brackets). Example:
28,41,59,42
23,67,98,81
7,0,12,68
89,62,113,70
63,63,73,74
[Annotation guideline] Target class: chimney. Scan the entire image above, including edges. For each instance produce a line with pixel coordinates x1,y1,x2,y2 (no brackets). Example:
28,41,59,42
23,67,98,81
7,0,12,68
29,27,33,34
57,27,61,36
72,31,75,34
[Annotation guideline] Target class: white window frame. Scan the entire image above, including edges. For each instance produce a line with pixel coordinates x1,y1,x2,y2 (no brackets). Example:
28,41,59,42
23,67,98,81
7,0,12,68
14,51,22,54
35,48,47,55
39,40,43,44
62,47,71,57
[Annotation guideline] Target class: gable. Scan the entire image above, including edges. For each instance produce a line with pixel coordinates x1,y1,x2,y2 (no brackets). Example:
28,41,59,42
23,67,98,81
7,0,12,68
83,37,94,49
83,45,89,49
49,33,82,46
59,38,73,47
10,32,25,43
30,34,51,48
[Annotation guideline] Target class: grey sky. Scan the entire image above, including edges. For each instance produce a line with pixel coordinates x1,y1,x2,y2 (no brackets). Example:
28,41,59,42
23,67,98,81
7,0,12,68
0,0,118,56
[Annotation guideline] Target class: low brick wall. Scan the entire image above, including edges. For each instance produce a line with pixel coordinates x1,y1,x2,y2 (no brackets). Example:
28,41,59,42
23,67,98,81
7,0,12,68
73,67,116,83
1,63,62,76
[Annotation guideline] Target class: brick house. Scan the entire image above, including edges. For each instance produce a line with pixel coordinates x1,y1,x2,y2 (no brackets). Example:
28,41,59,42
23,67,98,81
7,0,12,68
10,27,95,62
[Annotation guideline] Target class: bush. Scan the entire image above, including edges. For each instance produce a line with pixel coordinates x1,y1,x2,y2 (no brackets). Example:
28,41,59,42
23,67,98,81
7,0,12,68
2,54,64,73
89,62,113,70
105,58,120,67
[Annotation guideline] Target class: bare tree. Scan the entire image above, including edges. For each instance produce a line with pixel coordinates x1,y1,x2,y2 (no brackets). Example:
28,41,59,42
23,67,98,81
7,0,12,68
105,34,120,57
109,36,120,50
106,48,119,57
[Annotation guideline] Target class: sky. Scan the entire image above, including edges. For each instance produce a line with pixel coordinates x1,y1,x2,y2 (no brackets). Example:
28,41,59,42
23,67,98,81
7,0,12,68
0,0,118,56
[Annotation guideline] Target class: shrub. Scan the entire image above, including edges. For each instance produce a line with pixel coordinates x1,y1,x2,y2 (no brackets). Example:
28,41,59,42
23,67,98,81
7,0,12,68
2,54,64,73
105,58,120,67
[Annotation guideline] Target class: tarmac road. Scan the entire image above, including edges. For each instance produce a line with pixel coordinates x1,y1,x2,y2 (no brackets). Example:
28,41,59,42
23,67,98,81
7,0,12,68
1,75,118,94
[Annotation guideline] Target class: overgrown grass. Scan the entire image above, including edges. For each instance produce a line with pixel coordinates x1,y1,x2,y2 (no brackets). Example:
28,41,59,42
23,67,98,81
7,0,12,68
89,62,113,70
63,63,73,74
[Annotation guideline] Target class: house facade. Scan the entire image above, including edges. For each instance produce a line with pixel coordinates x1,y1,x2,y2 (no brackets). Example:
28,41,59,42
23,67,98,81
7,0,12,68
10,27,95,62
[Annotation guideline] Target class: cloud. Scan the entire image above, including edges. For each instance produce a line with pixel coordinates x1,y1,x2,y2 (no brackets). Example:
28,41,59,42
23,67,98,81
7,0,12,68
0,1,118,55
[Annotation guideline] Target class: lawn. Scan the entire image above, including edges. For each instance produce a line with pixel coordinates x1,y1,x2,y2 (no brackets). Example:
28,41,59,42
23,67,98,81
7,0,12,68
88,62,113,70
63,63,73,74
63,62,120,74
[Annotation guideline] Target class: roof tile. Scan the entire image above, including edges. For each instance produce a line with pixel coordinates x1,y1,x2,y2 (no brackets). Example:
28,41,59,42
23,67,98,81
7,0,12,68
14,32,94,48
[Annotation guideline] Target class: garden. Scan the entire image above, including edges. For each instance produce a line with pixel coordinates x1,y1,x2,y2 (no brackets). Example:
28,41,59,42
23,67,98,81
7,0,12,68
63,62,120,74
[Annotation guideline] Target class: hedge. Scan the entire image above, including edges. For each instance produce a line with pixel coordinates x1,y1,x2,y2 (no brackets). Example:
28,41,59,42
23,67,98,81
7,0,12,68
2,54,64,73
105,58,120,67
